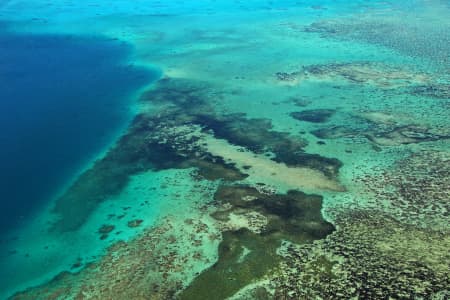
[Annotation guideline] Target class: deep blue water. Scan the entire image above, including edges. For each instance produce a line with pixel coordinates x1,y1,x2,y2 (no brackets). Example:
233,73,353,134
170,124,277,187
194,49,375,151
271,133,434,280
0,27,158,233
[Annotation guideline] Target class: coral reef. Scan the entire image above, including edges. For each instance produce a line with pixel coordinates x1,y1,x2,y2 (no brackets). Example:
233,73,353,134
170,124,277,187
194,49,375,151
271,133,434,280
276,62,431,89
356,150,450,229
269,150,450,299
5,2,450,299
364,125,450,146
274,210,450,299
50,77,343,232
179,184,335,299
303,16,450,65
201,134,344,192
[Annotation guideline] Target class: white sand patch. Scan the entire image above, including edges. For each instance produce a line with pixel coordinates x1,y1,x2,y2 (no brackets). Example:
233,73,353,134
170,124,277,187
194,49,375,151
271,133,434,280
359,111,400,125
201,134,344,192
220,211,268,234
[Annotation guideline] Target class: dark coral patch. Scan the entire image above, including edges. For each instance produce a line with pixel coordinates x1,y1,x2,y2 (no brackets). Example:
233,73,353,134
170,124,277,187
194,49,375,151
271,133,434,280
127,219,143,228
98,224,115,240
51,111,247,232
290,109,335,123
98,224,115,234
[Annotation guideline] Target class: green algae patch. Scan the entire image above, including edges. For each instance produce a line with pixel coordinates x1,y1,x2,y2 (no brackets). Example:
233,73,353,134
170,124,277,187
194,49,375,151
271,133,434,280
179,229,281,300
179,184,335,299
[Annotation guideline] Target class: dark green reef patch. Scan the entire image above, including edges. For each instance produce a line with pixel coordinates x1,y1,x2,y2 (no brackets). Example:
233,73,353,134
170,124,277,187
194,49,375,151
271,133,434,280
290,109,335,123
179,184,335,299
179,229,281,300
50,77,342,232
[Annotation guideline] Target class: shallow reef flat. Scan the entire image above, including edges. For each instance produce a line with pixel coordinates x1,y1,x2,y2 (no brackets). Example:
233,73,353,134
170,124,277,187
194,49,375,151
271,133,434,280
274,210,450,299
2,0,450,299
303,3,450,69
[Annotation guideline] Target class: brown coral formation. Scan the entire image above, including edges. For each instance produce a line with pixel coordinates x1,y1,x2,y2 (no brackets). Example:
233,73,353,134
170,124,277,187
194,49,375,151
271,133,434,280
356,150,450,229
270,150,449,299
274,211,450,299
179,184,335,299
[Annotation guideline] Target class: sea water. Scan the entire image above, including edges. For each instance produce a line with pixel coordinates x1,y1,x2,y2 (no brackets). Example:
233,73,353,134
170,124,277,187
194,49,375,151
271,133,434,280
0,0,449,299
0,29,157,232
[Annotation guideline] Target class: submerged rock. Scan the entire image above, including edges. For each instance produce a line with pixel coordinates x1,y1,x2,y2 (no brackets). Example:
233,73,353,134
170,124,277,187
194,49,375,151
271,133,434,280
127,219,143,228
290,109,335,123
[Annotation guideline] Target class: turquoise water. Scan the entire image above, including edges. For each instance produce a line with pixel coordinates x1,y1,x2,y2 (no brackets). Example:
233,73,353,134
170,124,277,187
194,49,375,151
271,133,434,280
0,0,449,299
